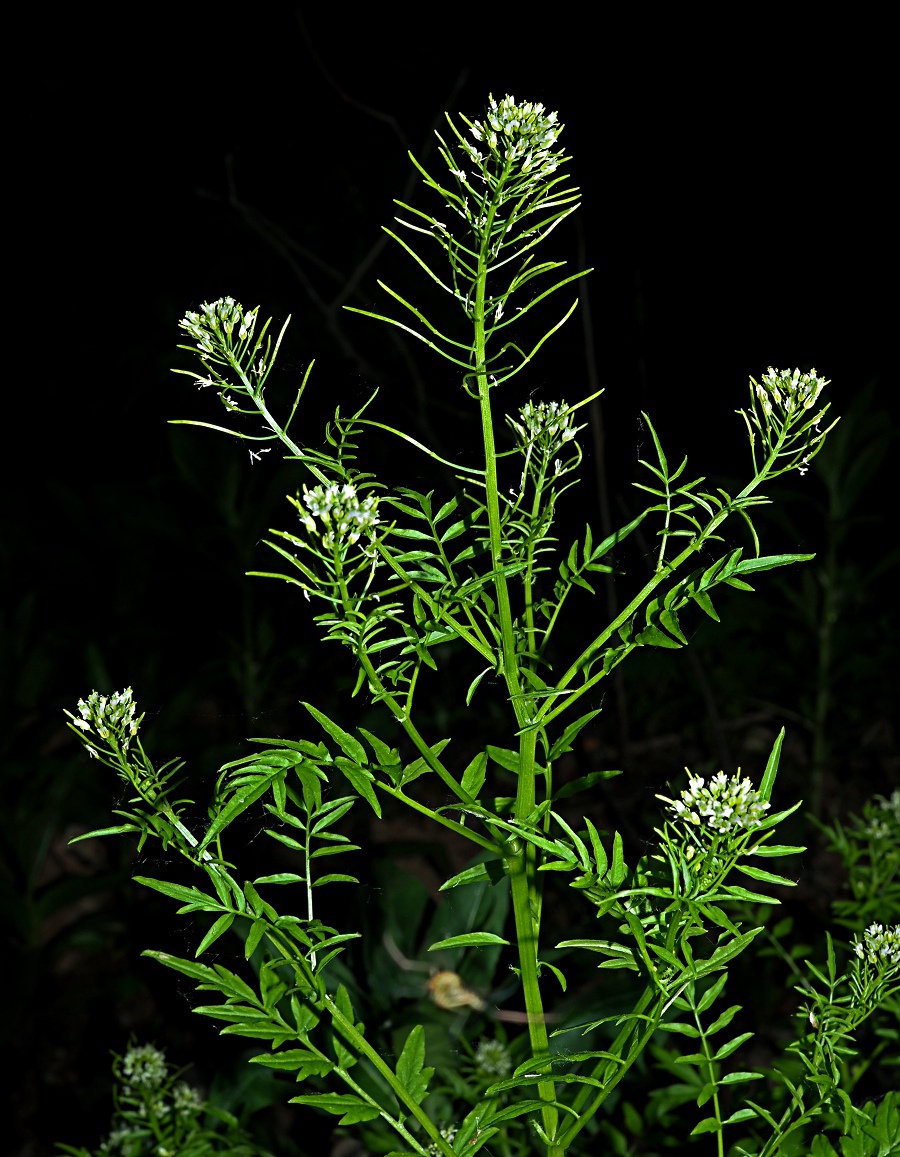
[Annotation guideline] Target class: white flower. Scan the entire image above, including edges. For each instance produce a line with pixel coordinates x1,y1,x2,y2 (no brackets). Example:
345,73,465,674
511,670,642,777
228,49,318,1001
752,367,829,421
508,398,578,457
854,923,900,967
71,688,140,751
474,1039,512,1077
466,94,565,186
658,770,770,835
301,482,380,547
122,1043,168,1090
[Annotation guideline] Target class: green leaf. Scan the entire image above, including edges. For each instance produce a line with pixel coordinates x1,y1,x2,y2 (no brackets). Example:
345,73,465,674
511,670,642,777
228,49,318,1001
658,1022,701,1037
737,864,796,886
609,831,627,886
245,920,266,959
289,1093,380,1125
552,769,622,802
461,751,488,797
313,873,359,886
749,843,806,857
302,702,368,766
734,553,814,574
759,727,785,802
690,1118,722,1135
548,709,603,761
722,1108,758,1125
582,816,608,877
486,745,520,774
697,973,729,1014
465,666,493,706
334,758,382,816
133,877,220,911
719,1071,762,1084
691,588,720,621
706,1004,741,1035
395,1024,433,1105
254,873,306,886
440,859,506,890
428,932,509,952
201,778,274,850
68,824,141,843
251,1051,334,1078
636,623,683,649
196,914,235,957
712,1032,753,1061
142,950,218,984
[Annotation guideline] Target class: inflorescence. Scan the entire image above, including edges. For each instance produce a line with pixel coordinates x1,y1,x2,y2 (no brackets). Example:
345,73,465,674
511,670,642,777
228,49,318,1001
474,1039,512,1078
853,923,900,968
69,688,140,752
659,770,770,835
179,297,258,354
460,94,565,185
509,399,578,456
751,367,829,420
300,483,380,548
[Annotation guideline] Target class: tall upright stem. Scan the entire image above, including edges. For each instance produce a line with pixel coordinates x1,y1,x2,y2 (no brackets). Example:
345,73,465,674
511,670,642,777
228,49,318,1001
474,224,559,1150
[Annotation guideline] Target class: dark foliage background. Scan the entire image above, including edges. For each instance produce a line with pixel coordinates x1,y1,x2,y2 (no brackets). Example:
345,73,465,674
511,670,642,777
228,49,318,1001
5,5,895,1154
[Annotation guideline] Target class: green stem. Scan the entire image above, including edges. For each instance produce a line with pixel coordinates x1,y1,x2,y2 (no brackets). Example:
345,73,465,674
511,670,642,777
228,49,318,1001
693,1004,724,1157
509,726,558,1148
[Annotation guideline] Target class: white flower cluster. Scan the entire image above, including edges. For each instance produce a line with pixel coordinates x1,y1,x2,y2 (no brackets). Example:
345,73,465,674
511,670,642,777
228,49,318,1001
300,482,380,547
122,1043,168,1090
509,399,577,456
752,367,829,420
179,296,258,353
854,923,900,967
877,789,900,824
464,94,563,179
71,687,139,750
660,770,770,835
475,1038,512,1077
428,1126,458,1156
172,1081,204,1116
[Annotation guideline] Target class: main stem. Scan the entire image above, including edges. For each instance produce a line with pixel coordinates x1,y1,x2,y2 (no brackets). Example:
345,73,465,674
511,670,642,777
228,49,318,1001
474,236,560,1151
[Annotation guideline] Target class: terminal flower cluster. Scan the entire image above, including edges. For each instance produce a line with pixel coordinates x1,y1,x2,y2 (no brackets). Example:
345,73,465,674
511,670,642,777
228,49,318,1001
179,296,258,353
462,94,564,183
69,687,140,751
474,1039,512,1077
509,399,577,456
121,1043,168,1090
853,923,900,968
751,367,829,420
659,770,770,835
300,482,380,547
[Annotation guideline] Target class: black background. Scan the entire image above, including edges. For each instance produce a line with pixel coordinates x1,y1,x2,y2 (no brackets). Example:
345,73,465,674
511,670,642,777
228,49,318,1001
6,5,895,1154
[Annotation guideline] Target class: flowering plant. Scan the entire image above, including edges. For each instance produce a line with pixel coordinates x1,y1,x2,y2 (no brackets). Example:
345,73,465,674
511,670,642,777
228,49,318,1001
65,95,897,1156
